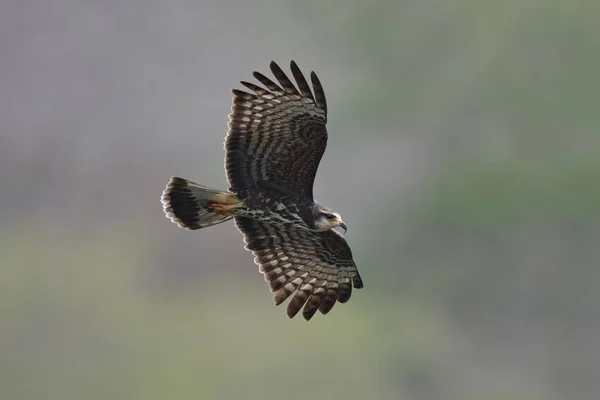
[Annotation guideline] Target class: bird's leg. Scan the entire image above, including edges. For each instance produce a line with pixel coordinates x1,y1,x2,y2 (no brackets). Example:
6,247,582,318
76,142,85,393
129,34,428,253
209,202,240,213
207,193,243,215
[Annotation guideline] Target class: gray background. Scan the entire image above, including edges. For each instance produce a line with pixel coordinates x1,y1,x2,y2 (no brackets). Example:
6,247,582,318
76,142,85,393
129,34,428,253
1,1,599,399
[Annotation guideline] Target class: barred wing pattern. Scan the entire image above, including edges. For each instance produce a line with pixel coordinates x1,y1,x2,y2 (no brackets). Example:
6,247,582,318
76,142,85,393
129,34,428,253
235,217,363,321
225,61,328,199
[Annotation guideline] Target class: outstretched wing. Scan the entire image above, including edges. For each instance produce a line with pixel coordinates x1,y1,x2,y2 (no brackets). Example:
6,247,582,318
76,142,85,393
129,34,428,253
225,61,328,200
235,217,363,321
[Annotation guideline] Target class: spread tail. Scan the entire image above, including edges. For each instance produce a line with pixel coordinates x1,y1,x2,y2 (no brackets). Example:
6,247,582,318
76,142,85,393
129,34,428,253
161,177,240,230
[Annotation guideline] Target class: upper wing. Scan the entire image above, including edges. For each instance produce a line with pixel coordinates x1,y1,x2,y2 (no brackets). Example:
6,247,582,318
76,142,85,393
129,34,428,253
225,61,328,200
235,217,363,321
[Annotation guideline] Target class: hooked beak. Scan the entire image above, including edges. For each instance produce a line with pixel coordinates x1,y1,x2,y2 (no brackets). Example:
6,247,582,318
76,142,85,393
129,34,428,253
339,221,347,234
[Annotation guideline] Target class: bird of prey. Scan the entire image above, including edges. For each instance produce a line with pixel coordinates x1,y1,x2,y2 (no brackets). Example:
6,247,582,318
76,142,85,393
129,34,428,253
161,60,363,321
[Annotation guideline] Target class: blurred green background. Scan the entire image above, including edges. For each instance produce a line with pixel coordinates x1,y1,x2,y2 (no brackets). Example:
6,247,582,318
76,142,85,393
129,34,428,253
1,1,599,399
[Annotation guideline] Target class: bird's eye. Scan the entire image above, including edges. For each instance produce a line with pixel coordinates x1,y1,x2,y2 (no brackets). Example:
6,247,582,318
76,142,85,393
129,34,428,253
325,213,336,220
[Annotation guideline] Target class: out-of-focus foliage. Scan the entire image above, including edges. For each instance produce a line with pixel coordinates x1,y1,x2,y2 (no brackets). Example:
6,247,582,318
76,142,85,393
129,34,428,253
1,1,598,399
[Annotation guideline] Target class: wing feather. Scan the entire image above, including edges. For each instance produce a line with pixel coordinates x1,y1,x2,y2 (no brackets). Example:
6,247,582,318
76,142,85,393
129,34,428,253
310,71,327,113
290,61,315,101
235,217,363,321
269,61,301,96
252,70,285,95
239,81,271,97
225,61,328,200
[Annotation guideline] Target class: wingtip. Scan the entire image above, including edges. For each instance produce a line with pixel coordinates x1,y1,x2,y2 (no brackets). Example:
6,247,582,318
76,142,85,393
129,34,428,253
268,60,282,77
353,275,364,289
310,71,320,85
269,60,280,73
302,308,318,321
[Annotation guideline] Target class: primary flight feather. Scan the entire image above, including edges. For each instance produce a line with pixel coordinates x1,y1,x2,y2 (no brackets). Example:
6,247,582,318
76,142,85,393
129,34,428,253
161,61,363,321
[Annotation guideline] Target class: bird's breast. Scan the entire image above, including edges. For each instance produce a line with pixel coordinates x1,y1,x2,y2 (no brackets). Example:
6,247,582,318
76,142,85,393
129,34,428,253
237,197,313,231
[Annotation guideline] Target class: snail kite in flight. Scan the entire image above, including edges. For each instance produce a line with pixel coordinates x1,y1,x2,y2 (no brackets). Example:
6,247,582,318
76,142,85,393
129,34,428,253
162,61,363,320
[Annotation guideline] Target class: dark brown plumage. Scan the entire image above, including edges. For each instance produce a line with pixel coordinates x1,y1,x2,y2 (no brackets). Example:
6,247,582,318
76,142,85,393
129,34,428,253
225,61,327,199
161,61,363,320
235,218,363,320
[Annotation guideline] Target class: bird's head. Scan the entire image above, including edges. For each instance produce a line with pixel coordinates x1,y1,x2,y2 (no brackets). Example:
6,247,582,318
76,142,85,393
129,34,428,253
314,209,347,234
